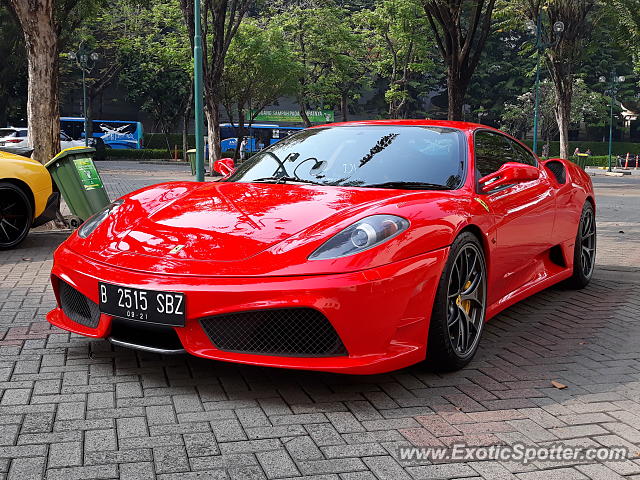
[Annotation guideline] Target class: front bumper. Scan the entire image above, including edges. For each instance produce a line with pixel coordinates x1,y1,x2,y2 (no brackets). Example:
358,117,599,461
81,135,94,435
47,243,448,374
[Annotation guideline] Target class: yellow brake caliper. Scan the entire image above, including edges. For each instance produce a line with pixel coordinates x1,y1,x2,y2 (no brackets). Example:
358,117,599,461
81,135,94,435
456,281,472,314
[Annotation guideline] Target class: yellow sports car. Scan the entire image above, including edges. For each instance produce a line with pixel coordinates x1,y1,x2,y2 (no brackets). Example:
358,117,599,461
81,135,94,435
0,150,59,249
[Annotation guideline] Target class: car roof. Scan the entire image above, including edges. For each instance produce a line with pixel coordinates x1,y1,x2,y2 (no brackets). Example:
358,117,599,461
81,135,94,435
313,119,494,132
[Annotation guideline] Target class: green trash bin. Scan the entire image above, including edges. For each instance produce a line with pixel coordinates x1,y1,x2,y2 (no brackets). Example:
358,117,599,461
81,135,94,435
187,148,197,176
576,153,589,170
45,147,111,222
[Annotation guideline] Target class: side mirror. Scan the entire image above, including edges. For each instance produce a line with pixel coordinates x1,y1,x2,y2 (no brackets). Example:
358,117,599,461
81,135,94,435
213,157,236,177
479,162,539,193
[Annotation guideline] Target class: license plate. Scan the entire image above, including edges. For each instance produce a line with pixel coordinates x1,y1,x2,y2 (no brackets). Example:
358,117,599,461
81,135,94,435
99,282,185,326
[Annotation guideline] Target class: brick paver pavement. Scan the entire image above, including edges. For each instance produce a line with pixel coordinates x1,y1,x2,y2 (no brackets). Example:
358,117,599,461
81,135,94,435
2,163,640,479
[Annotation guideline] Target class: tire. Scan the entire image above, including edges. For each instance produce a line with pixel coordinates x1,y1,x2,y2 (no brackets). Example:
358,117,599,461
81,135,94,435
565,202,596,289
0,182,33,250
425,232,487,371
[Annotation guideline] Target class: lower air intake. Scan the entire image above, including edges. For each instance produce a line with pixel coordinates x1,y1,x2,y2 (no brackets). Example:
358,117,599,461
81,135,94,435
59,280,101,328
200,308,347,357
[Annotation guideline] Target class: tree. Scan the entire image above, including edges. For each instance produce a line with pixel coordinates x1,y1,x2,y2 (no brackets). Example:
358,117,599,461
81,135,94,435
500,78,609,142
465,18,535,126
358,0,439,118
421,0,497,121
3,0,101,163
506,0,596,159
220,20,299,159
179,0,253,164
4,0,61,162
609,1,640,89
330,15,369,121
119,0,192,152
612,0,640,39
276,4,365,126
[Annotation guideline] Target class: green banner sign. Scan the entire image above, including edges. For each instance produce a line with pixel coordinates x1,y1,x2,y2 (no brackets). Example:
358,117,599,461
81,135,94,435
247,109,334,123
73,158,104,191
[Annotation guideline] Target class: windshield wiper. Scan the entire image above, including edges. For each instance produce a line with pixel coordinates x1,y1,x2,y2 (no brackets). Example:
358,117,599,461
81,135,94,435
364,181,451,190
252,176,323,186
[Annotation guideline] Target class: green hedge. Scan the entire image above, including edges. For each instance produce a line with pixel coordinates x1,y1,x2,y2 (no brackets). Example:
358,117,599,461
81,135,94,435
103,148,184,159
577,155,635,168
545,156,626,168
521,140,640,156
144,133,194,149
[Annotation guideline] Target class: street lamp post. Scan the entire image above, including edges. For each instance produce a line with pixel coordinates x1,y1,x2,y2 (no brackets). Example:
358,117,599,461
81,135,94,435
67,45,99,147
599,72,625,172
529,16,564,156
193,0,205,182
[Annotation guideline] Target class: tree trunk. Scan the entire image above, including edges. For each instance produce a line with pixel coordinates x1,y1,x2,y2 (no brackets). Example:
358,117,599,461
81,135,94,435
341,91,348,122
205,96,222,172
555,99,571,160
553,78,573,159
447,70,466,121
9,0,60,164
298,100,312,128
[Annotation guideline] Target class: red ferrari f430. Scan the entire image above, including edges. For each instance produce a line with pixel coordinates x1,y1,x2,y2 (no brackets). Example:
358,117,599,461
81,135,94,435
47,121,596,374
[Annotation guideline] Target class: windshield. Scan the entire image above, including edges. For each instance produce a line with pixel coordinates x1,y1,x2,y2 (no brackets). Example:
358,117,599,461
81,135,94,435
226,125,466,190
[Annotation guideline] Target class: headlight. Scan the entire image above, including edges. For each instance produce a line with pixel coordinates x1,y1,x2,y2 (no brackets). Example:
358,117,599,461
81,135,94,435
77,199,124,238
309,214,410,260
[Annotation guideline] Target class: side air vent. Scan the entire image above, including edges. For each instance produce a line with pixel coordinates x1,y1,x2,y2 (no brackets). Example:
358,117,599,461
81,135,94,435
59,280,101,328
545,160,566,184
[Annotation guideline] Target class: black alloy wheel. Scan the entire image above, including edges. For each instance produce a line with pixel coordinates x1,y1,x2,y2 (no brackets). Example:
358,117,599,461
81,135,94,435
566,202,596,289
426,232,487,371
0,182,32,250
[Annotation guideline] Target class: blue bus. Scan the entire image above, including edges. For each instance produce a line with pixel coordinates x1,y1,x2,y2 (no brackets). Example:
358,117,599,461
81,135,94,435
220,123,304,153
60,117,144,149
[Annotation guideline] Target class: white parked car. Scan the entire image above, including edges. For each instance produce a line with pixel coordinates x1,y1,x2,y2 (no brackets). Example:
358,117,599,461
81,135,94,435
0,127,85,155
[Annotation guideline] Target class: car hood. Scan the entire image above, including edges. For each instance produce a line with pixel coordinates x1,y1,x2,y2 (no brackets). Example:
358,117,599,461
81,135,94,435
106,182,404,263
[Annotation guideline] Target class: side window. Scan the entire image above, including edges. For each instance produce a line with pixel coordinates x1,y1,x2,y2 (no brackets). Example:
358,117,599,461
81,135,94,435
510,140,538,167
474,131,515,178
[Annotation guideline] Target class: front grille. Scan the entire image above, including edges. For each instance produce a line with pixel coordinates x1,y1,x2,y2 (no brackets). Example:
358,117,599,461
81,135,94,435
200,308,347,357
59,280,101,328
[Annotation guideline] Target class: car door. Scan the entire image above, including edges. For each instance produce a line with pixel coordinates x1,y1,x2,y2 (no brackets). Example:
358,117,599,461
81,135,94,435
474,130,556,305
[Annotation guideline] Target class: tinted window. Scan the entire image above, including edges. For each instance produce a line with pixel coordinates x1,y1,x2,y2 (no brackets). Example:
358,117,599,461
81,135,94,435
474,131,515,178
511,141,537,166
474,131,537,178
227,126,466,190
